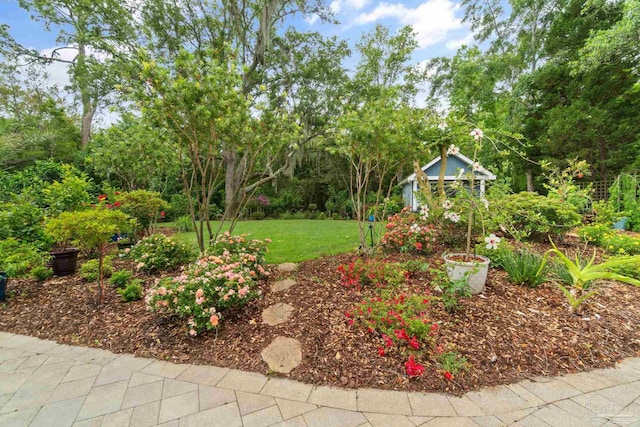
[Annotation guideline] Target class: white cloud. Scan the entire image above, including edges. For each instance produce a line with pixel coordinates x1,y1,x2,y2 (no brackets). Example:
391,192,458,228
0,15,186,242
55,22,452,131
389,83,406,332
331,0,371,14
354,0,465,48
445,32,475,50
305,13,320,25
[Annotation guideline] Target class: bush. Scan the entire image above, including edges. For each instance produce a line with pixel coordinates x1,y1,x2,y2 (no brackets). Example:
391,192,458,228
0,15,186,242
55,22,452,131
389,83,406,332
167,193,189,220
382,208,437,254
125,234,197,273
31,265,53,281
251,211,266,220
337,258,408,290
116,190,168,237
430,267,471,313
577,224,611,246
0,238,50,278
110,270,133,288
80,258,113,282
174,215,194,232
501,249,549,288
0,197,51,250
602,231,640,255
487,192,581,241
146,235,271,335
604,255,640,280
118,279,143,302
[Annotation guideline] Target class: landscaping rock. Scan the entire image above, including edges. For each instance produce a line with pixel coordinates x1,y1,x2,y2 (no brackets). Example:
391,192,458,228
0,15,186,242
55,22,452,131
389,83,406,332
277,262,298,272
262,303,295,326
261,336,302,374
270,279,296,293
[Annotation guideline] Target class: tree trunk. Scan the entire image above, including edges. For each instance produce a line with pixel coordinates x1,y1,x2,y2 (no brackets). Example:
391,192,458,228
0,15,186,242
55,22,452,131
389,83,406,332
526,169,535,192
224,149,245,219
77,42,95,147
437,143,447,201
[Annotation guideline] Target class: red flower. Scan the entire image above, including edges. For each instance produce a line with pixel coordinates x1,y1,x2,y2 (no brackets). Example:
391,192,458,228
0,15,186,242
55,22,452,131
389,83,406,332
444,371,453,381
344,311,351,318
160,211,166,218
378,347,385,357
114,201,121,207
97,194,107,202
414,242,423,251
430,324,438,332
405,355,425,378
382,334,393,347
348,319,354,326
394,329,410,341
408,337,420,350
435,344,445,354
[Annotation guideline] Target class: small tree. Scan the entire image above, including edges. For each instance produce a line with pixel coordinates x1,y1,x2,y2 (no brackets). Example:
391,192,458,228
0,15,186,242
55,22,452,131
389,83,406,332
116,190,167,238
46,209,133,304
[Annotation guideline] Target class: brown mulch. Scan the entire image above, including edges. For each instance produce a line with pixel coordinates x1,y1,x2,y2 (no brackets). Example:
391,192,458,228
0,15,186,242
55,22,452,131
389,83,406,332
1,243,639,395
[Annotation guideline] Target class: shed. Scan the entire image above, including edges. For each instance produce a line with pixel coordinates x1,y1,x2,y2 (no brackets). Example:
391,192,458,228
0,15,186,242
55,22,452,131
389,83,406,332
401,152,496,211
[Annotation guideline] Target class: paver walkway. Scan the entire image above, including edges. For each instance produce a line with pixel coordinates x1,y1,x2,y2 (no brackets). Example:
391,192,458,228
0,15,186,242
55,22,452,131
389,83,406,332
1,332,639,426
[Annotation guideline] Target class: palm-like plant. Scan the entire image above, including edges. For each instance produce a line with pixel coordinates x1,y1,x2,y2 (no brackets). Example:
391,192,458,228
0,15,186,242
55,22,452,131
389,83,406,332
538,240,640,314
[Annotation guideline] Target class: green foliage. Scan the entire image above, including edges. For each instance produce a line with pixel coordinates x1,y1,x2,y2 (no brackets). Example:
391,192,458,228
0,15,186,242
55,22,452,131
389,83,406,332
381,208,437,254
437,349,469,375
577,224,611,246
79,258,114,282
604,255,640,280
541,159,592,212
45,208,133,250
539,240,640,313
116,190,168,236
41,166,92,215
577,226,640,255
475,240,513,270
608,174,640,230
591,200,617,226
167,193,189,220
0,196,51,250
125,234,196,273
118,279,143,302
0,238,50,278
487,192,581,241
430,267,471,313
110,270,133,288
501,249,549,288
174,215,194,232
337,258,408,290
31,265,53,282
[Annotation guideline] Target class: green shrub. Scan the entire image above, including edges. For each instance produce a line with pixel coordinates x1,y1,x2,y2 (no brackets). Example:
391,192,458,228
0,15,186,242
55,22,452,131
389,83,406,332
603,231,640,255
116,190,168,237
604,255,640,280
118,279,143,302
41,166,92,215
476,240,513,270
31,266,53,281
430,267,471,313
0,197,52,250
0,238,50,278
501,249,549,288
174,215,194,232
110,270,133,288
167,193,189,220
251,211,266,220
577,224,611,246
487,192,581,241
331,213,341,220
124,233,196,273
80,258,113,282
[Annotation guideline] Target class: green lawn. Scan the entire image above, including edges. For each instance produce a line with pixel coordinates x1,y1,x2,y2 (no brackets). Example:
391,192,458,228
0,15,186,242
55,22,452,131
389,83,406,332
162,220,384,264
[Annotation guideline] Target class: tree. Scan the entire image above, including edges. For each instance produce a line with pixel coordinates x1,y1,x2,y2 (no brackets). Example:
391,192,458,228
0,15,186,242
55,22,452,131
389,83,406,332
3,0,136,146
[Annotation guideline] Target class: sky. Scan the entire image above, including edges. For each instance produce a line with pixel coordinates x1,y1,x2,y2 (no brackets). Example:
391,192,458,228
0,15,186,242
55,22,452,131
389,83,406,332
0,0,477,124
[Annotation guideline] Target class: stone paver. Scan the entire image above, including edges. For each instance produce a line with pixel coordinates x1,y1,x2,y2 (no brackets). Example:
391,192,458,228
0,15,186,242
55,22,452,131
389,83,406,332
261,336,302,373
271,278,297,293
2,334,640,427
262,303,295,326
277,262,298,272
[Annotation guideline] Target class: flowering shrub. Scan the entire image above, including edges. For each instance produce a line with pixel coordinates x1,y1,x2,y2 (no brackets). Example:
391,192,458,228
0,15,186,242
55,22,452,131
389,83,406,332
146,235,270,335
337,258,408,289
206,232,270,265
124,233,196,273
577,225,640,255
346,292,438,378
381,208,436,253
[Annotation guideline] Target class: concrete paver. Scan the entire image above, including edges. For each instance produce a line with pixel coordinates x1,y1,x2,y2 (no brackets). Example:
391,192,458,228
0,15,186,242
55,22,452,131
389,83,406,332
1,333,640,427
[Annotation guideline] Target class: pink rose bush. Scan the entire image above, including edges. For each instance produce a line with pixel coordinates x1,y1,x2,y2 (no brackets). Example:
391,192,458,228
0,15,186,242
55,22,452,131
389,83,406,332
146,233,270,335
381,208,436,254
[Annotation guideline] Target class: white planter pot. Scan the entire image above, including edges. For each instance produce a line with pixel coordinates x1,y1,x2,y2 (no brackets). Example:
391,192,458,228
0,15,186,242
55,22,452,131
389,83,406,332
443,253,490,295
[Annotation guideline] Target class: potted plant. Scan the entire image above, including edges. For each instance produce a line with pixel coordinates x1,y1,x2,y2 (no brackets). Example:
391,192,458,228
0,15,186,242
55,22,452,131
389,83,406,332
415,125,497,294
0,238,51,301
45,208,134,303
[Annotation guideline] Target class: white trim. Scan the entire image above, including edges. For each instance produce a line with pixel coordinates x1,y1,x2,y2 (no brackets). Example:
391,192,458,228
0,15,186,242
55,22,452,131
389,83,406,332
400,152,496,184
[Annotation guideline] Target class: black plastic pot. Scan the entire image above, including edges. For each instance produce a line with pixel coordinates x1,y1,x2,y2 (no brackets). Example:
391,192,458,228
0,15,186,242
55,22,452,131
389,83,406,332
48,248,80,276
0,272,7,301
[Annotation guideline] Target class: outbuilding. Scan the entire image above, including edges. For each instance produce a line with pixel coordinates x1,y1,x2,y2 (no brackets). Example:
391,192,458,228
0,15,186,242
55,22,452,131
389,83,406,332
401,152,496,211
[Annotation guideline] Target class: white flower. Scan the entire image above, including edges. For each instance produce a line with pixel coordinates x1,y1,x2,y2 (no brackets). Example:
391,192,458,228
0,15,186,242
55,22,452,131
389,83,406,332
456,168,465,179
438,121,447,131
472,162,482,172
446,144,460,156
419,204,430,219
470,128,484,140
442,199,453,209
443,211,460,223
480,196,489,209
410,224,421,234
485,234,501,250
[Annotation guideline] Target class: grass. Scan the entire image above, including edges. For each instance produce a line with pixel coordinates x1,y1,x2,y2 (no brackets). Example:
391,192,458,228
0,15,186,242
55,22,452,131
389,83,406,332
159,219,380,264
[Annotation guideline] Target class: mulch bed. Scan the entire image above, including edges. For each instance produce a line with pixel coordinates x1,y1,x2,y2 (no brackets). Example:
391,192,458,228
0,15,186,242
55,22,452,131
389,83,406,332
1,241,639,395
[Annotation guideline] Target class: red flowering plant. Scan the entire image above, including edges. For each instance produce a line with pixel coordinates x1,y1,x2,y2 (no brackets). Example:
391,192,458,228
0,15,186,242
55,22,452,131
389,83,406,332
381,207,436,254
346,292,439,378
337,258,408,290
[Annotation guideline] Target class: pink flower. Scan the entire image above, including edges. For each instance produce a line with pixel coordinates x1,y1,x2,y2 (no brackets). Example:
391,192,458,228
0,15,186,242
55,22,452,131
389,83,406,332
378,347,386,357
470,128,484,140
408,337,420,350
189,329,197,336
210,315,219,326
394,329,410,341
444,371,453,380
405,355,425,378
195,288,204,298
238,286,249,296
158,287,167,296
